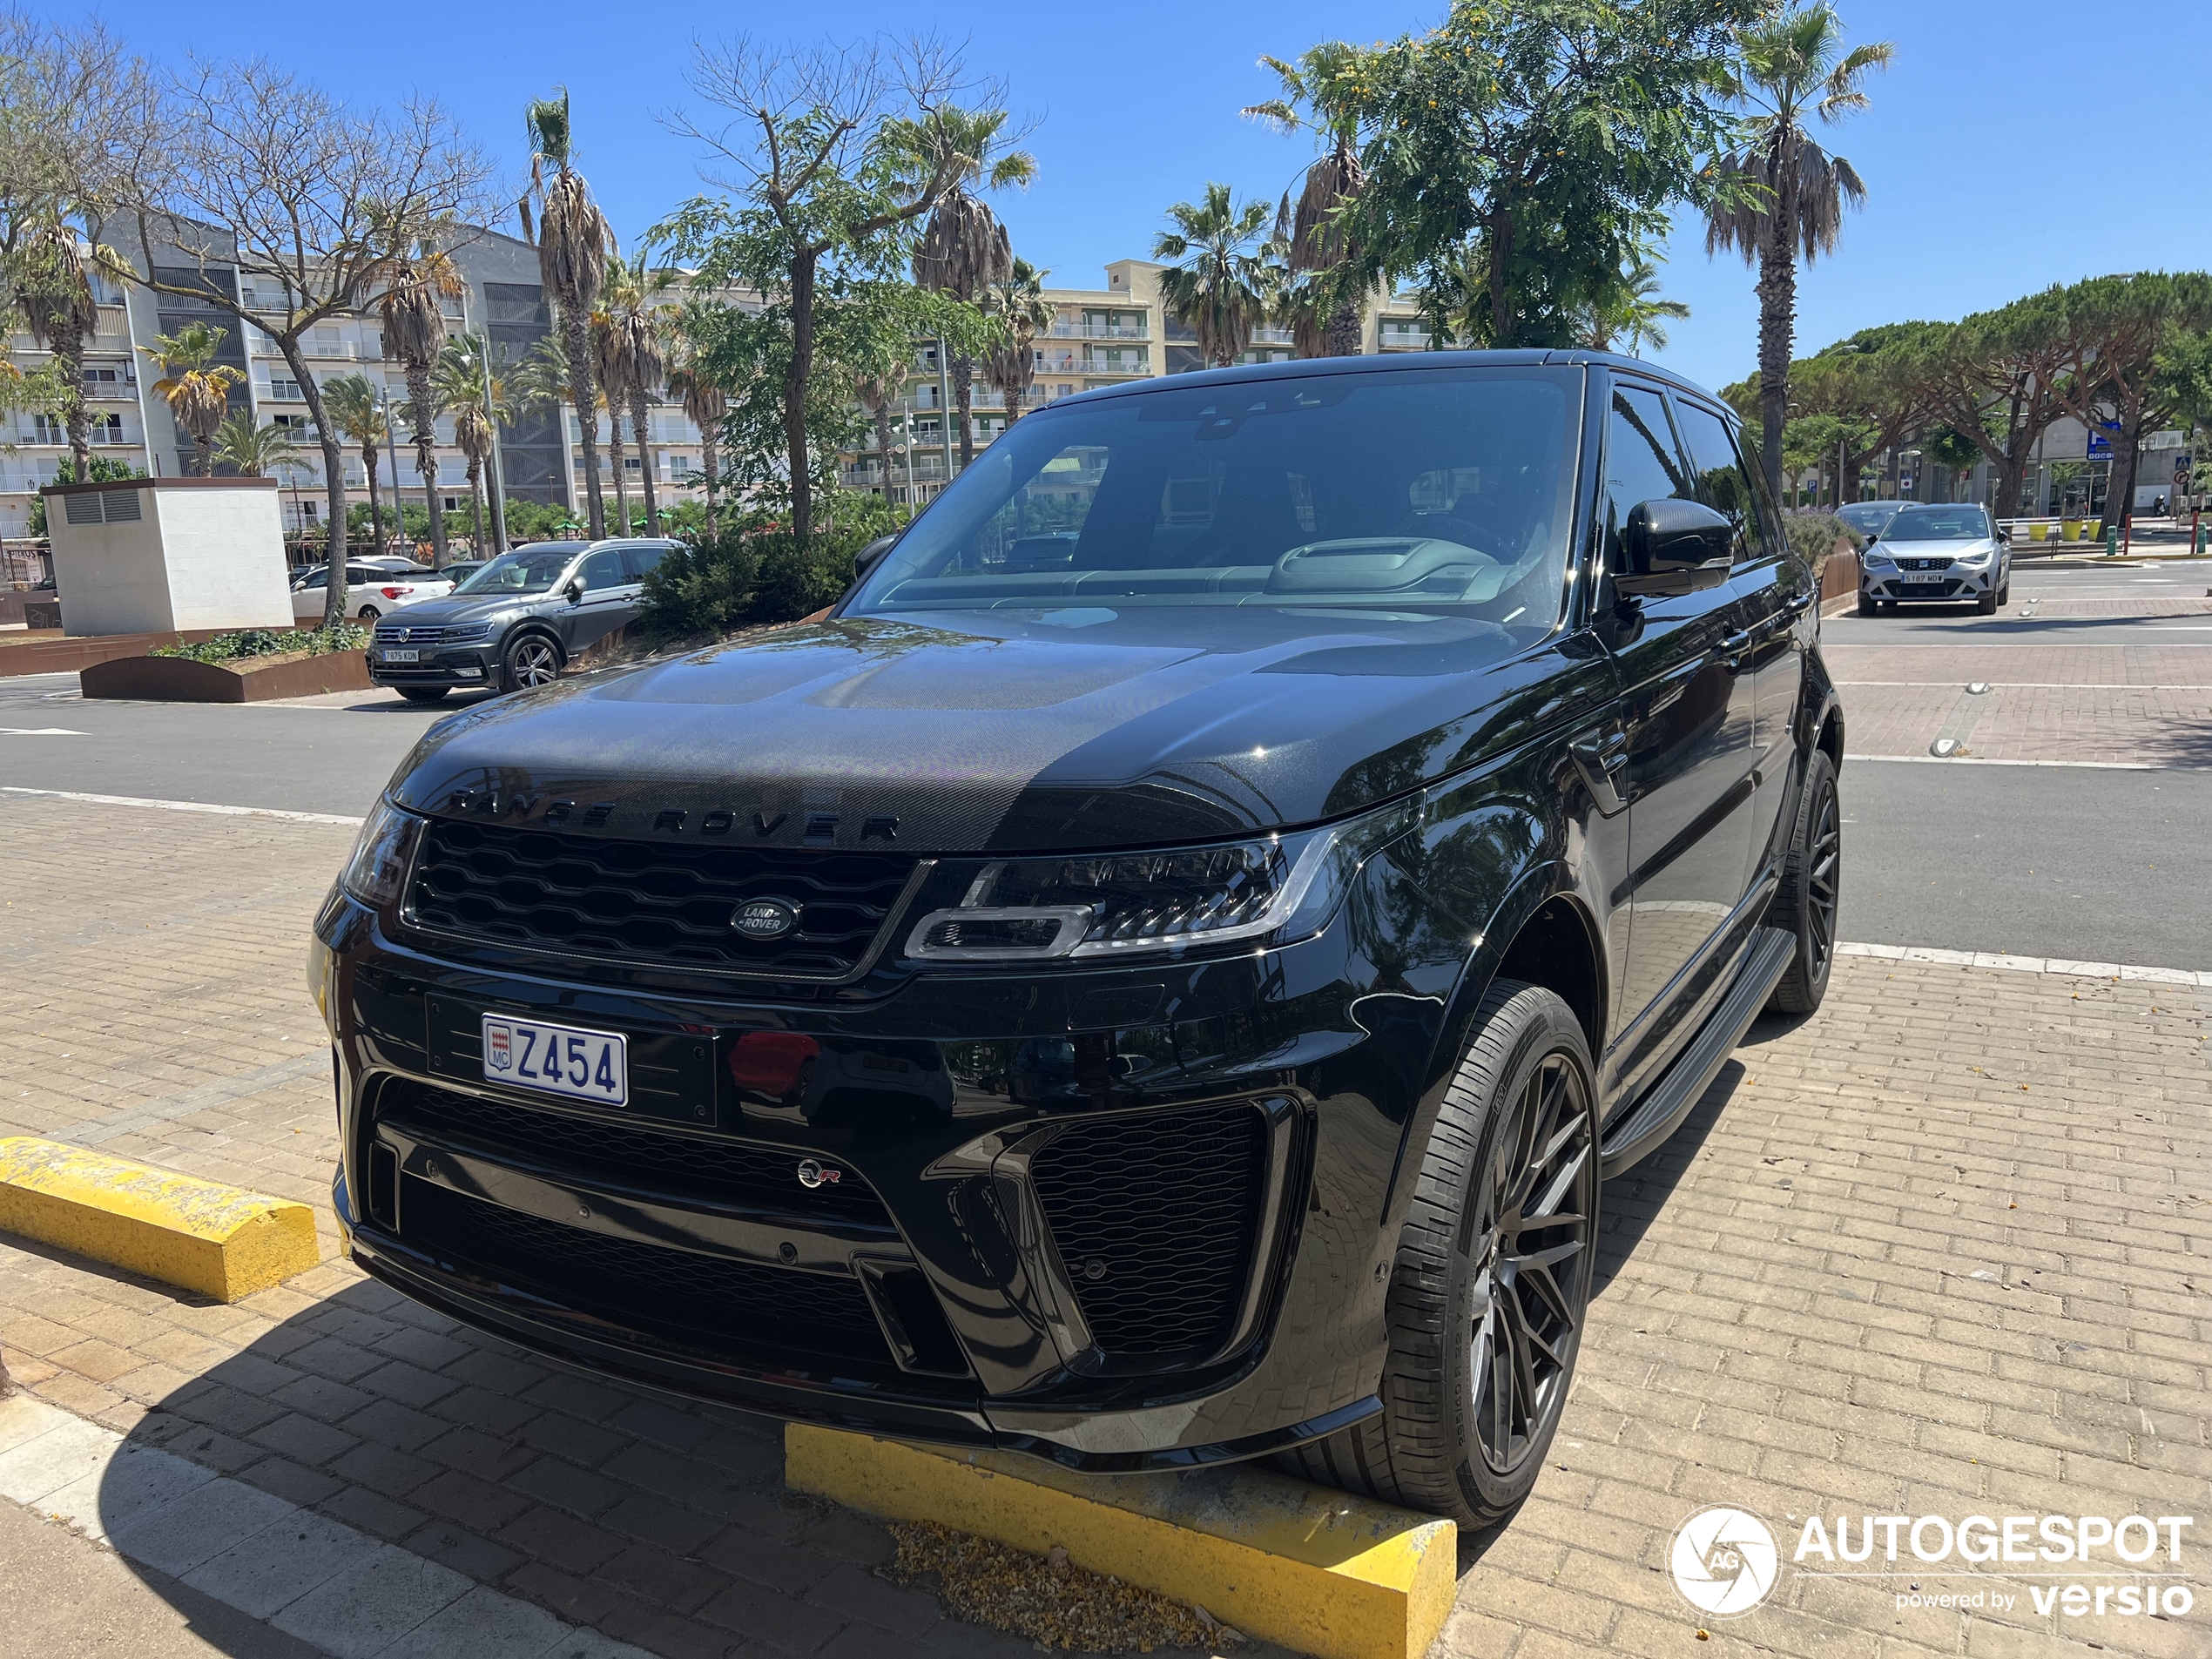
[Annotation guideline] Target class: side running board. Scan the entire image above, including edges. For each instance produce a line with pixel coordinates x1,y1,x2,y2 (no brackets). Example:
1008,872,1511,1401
1599,926,1795,1179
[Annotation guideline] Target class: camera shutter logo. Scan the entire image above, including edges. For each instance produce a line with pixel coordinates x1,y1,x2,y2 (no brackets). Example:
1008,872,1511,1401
1670,1507,1780,1617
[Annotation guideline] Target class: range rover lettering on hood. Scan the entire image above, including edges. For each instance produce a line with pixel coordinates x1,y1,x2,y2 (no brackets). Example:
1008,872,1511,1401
388,610,1554,853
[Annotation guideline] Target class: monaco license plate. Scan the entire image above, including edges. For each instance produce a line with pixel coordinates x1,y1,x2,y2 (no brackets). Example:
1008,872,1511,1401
482,1014,628,1107
379,648,420,664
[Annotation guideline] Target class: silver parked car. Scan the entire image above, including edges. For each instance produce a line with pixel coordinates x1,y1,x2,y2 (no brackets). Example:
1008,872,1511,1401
1858,502,2011,615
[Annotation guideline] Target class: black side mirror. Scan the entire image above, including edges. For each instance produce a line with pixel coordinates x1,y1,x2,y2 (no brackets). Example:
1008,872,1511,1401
563,576,584,603
1615,498,1734,598
853,535,898,582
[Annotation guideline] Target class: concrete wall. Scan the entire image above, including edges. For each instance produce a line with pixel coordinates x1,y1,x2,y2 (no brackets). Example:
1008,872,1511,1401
48,482,292,636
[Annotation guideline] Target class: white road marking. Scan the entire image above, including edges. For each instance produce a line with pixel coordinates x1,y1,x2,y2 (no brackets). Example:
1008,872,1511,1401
1838,941,2209,986
1851,753,2205,772
0,786,365,826
0,727,83,735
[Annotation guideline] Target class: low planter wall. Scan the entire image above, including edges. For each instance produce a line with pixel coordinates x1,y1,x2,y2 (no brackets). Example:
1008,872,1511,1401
80,648,374,704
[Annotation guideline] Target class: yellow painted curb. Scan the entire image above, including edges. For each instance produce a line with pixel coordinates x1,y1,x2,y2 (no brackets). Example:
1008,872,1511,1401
0,1137,318,1302
786,1424,1456,1659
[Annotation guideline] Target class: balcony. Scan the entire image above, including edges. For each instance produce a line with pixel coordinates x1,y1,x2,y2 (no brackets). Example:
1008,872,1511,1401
1249,326,1295,346
1046,320,1148,341
1378,321,1433,350
1035,352,1150,377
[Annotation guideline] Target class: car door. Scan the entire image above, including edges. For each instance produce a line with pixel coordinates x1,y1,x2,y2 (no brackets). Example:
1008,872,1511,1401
292,569,326,624
1673,397,1811,887
617,542,673,624
558,546,636,654
1599,379,1760,1047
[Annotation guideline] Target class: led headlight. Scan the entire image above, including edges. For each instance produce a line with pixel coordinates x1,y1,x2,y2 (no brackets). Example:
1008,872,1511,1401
339,799,422,908
443,622,495,642
905,799,1420,963
1954,547,1993,567
1862,550,1894,568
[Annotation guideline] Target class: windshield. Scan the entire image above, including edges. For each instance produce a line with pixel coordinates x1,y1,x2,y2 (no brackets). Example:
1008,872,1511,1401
1885,505,1990,542
453,545,585,596
847,367,1581,636
1837,502,1903,534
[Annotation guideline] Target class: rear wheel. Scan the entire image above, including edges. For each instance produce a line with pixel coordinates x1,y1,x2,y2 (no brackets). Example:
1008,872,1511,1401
355,604,381,623
1766,750,1840,1015
499,632,561,693
1278,981,1598,1529
397,686,449,705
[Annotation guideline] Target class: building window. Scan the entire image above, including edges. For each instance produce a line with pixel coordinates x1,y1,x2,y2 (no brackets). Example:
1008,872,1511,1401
268,378,302,401
83,367,121,388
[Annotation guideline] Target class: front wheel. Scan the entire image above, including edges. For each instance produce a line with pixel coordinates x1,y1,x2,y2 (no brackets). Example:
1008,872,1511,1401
1856,590,1877,617
498,632,562,694
1278,981,1598,1529
1976,586,1999,614
1766,749,1840,1014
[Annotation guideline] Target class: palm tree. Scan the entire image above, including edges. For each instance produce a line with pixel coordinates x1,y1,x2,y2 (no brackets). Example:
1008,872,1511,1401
981,259,1053,428
142,322,246,476
379,242,463,567
321,374,392,549
520,89,612,538
14,219,105,482
1578,249,1692,356
1244,44,1371,357
911,109,1037,469
592,250,675,536
1706,3,1894,502
211,411,304,478
854,359,908,502
1154,185,1279,368
435,338,512,555
664,340,727,540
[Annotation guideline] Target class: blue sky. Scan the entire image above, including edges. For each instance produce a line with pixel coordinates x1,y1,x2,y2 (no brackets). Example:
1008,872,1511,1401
73,0,2212,392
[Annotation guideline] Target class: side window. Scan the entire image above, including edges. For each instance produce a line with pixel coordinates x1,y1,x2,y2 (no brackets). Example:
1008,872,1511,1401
300,570,327,590
621,543,671,583
1602,384,1694,570
577,549,626,590
1674,401,1770,563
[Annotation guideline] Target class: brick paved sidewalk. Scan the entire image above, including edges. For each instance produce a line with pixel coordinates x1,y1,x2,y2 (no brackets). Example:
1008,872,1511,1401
3,793,2207,1659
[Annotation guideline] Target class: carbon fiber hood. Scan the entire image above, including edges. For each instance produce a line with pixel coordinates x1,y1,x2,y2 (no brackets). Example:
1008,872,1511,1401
388,609,1553,853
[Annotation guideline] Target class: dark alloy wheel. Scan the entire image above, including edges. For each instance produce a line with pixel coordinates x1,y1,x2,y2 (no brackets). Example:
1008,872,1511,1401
397,686,449,705
1278,981,1599,1528
500,633,561,693
1767,748,1840,1014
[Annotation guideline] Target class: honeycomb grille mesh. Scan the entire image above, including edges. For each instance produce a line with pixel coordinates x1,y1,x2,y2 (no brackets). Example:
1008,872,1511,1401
407,819,913,978
1030,1103,1266,1358
401,1177,891,1364
376,1081,894,1230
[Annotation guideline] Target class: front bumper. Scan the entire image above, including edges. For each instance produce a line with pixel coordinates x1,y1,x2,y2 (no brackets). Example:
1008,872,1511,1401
367,646,496,689
314,877,1439,1470
1862,563,1994,601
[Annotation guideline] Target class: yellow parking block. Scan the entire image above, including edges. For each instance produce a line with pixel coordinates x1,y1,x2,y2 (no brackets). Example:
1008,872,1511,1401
786,1423,1455,1659
0,1137,318,1302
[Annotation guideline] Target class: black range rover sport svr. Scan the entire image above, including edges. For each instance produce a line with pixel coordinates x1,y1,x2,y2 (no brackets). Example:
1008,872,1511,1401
314,351,1844,1527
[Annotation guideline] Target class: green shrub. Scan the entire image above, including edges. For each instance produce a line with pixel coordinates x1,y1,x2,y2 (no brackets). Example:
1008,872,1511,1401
152,623,368,664
636,490,907,643
1781,511,1863,576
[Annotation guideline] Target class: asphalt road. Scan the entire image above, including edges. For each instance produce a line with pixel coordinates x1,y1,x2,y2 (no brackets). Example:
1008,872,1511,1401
1838,758,2212,969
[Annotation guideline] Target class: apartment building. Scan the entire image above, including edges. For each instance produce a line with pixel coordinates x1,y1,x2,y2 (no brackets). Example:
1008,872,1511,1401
845,259,1432,502
2,222,716,545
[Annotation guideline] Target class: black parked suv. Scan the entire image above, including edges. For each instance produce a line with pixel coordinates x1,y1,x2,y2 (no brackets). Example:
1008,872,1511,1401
314,354,1842,1527
366,537,682,701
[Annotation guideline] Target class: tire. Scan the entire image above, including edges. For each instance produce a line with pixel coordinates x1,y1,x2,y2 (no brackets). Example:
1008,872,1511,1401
397,686,449,705
498,631,562,694
1766,749,1840,1015
356,604,381,623
1278,981,1599,1529
1997,580,2011,607
1856,590,1877,617
1976,586,1998,614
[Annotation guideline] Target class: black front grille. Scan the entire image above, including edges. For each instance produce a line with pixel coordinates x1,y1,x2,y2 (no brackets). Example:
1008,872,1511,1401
374,623,485,645
376,1079,894,1231
1031,1103,1267,1358
399,1177,892,1365
407,818,914,979
1898,556,1954,571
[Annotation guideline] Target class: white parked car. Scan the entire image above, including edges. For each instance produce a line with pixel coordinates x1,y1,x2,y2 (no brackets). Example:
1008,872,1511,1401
290,563,455,624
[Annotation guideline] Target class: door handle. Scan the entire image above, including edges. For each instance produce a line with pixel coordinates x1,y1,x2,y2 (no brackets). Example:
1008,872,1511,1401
1569,732,1630,818
1719,629,1753,671
1784,590,1816,615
